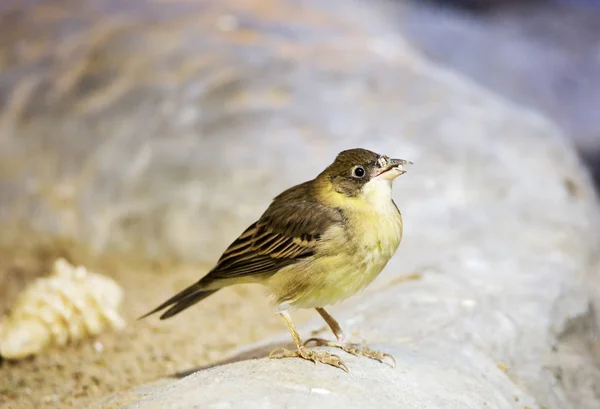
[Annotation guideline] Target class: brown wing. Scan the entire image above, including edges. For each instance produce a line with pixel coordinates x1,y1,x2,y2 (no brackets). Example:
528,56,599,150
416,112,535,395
206,196,343,282
140,181,343,320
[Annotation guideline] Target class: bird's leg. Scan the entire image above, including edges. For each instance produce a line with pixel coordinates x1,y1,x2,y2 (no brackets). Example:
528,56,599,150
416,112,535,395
304,307,396,367
268,311,348,372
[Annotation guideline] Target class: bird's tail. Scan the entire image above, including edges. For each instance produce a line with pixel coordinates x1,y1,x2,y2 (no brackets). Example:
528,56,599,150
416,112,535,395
138,279,219,320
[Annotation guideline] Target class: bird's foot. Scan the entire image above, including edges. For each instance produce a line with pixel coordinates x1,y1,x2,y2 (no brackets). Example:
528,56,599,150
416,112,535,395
304,338,396,367
269,345,349,372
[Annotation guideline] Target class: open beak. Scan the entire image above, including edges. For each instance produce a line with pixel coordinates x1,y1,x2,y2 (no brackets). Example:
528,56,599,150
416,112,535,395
374,158,412,181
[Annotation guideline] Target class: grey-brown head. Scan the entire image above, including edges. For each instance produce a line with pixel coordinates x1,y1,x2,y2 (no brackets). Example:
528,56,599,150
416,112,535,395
318,148,411,198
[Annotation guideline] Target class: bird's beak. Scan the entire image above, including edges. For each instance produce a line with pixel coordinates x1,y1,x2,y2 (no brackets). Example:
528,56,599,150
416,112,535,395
374,158,412,181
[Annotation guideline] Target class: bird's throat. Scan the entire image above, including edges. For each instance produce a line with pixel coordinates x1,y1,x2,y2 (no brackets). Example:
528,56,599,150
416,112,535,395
361,179,394,210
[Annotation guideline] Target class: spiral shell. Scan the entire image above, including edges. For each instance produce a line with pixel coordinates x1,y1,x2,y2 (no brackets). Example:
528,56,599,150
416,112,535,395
0,258,125,360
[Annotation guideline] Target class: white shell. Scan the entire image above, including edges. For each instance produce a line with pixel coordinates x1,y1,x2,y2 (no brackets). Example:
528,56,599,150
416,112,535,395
0,258,125,360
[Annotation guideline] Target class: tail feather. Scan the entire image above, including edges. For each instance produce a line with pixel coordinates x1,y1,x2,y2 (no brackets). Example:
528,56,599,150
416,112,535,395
159,290,218,319
138,280,219,320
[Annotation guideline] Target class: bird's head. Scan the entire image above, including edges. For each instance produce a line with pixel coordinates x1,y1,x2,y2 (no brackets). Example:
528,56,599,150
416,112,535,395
316,148,411,204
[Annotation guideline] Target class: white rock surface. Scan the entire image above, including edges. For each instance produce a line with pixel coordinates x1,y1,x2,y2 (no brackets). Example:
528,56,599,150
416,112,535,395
121,343,540,409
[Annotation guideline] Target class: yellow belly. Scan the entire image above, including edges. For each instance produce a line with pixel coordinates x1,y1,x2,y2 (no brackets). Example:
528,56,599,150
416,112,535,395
267,204,403,310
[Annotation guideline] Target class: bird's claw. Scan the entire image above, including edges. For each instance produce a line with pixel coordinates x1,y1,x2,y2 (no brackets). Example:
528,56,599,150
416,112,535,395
269,346,349,372
304,337,396,368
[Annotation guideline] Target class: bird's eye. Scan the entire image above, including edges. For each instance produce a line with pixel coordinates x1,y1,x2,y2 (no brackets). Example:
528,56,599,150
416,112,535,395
352,166,365,178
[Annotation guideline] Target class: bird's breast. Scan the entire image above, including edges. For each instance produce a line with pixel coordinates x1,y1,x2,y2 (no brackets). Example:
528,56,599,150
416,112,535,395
270,199,403,311
346,201,403,283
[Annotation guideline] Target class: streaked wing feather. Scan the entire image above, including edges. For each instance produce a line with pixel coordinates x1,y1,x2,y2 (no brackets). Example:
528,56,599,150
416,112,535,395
208,222,316,280
141,182,342,320
204,194,343,282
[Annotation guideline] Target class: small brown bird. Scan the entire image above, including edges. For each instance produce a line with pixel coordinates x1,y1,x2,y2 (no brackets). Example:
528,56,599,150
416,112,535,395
141,148,411,371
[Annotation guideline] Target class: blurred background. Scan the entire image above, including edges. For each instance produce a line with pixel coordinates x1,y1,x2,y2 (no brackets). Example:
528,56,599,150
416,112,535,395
399,0,600,186
0,0,599,408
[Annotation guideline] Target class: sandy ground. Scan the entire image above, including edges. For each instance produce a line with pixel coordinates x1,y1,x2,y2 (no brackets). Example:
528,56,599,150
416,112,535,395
0,242,313,409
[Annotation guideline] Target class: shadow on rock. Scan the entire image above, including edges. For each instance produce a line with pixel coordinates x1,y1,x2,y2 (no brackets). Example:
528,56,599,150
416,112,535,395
171,340,298,379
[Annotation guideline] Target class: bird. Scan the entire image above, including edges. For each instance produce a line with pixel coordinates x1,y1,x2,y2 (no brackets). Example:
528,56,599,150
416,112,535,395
140,148,411,371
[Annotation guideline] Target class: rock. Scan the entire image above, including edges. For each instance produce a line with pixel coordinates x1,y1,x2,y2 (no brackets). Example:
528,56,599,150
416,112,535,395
0,0,425,262
1,1,599,408
116,343,542,409
395,0,600,185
